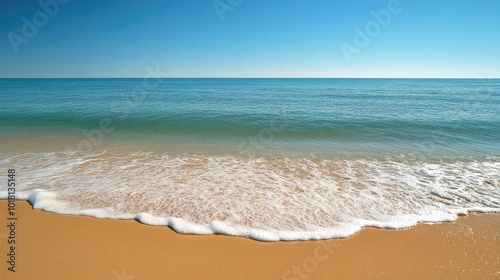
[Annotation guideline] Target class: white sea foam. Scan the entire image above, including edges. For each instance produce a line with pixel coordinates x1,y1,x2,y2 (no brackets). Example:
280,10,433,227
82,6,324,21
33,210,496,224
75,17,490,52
1,152,499,241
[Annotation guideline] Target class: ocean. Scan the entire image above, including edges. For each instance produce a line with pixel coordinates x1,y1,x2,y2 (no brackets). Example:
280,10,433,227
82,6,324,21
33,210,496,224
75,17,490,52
1,78,499,241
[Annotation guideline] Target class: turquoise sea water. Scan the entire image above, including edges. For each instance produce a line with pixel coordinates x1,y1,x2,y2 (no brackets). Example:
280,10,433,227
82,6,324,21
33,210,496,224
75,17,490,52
1,78,499,240
1,78,499,156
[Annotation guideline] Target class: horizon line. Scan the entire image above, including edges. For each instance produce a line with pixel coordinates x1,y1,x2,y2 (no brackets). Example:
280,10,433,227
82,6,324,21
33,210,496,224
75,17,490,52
1,77,499,79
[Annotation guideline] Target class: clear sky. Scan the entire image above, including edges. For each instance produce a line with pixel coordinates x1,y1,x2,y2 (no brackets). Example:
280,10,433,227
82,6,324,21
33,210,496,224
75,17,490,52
1,0,499,78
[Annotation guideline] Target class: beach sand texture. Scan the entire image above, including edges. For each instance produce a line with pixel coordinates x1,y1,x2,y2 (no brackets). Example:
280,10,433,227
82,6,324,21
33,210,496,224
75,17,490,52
0,201,498,280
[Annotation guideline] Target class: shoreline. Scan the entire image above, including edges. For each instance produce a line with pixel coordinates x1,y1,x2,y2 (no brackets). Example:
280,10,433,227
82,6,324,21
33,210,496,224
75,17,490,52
0,201,499,279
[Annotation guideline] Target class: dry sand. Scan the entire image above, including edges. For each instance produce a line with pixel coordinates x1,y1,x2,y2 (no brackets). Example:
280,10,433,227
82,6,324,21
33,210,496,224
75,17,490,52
0,201,498,279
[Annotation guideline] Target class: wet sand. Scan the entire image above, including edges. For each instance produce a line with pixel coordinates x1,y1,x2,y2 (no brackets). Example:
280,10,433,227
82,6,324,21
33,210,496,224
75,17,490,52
0,201,498,279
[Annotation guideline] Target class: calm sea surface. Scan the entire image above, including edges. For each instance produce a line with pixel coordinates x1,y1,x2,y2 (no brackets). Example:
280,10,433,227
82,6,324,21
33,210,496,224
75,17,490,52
1,78,499,240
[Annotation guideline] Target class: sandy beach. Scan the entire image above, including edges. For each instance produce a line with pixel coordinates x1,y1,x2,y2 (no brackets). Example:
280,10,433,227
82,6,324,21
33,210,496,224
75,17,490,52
0,201,498,279
2,0,500,279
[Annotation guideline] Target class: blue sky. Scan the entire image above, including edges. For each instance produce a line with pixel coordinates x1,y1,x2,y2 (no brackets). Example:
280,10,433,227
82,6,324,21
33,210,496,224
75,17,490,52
1,0,499,78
